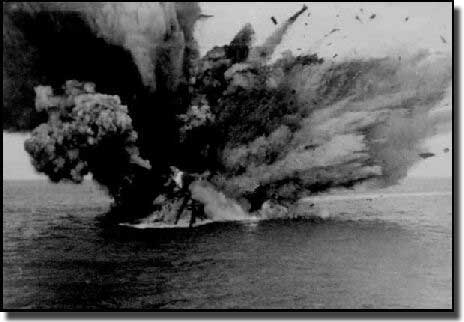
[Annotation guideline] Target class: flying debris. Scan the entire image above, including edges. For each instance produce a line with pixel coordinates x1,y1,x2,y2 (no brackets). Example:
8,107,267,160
369,14,376,20
290,4,308,22
443,148,450,153
440,35,447,44
405,16,409,22
327,42,332,46
360,8,364,13
324,28,341,38
418,152,436,159
355,15,363,23
333,53,338,58
247,4,308,63
304,144,318,150
199,14,214,19
271,16,278,25
336,14,340,18
398,55,402,61
305,22,308,26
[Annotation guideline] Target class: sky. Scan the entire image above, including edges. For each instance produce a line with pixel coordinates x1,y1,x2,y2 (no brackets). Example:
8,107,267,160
2,2,452,180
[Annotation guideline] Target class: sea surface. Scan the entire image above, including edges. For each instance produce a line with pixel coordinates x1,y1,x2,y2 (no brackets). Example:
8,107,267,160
3,178,452,309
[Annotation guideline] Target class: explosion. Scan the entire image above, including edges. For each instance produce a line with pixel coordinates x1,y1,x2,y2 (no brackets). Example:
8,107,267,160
3,2,451,223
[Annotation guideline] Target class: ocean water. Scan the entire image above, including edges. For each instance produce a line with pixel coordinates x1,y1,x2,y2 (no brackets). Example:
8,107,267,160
3,178,452,309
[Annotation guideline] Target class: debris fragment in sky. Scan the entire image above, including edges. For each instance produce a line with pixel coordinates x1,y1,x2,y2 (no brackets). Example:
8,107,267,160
324,28,341,37
199,13,214,19
418,152,435,159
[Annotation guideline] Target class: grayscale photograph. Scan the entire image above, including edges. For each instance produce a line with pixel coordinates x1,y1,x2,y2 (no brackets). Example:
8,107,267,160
3,2,453,310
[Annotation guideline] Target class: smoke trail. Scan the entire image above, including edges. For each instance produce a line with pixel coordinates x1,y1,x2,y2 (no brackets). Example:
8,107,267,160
248,4,308,63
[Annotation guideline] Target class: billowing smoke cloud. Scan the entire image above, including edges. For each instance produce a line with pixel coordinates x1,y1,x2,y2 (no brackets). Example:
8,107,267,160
4,2,201,220
24,81,156,220
211,50,451,210
186,7,451,211
4,3,452,222
3,2,200,130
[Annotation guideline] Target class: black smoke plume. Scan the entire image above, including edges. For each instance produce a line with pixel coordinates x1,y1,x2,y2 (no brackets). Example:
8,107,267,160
4,3,452,221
